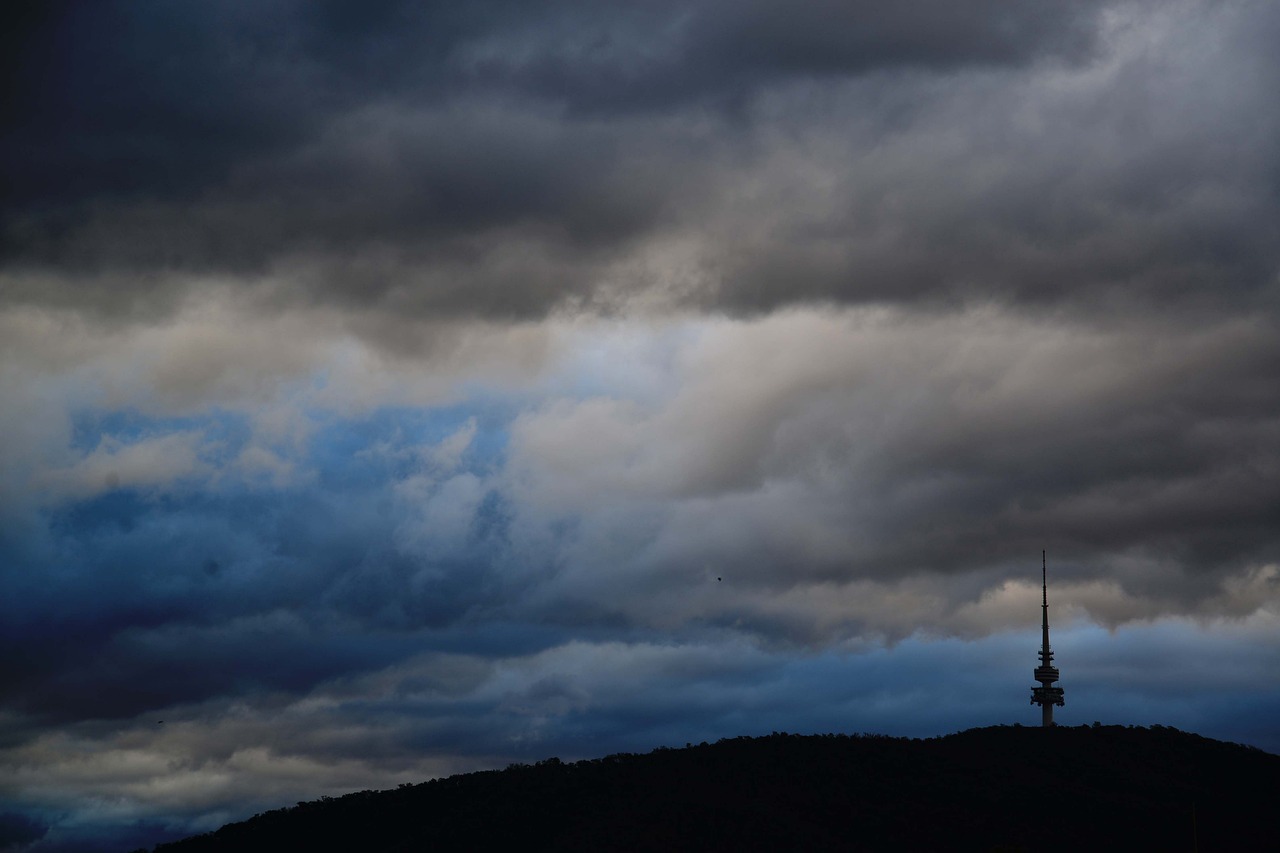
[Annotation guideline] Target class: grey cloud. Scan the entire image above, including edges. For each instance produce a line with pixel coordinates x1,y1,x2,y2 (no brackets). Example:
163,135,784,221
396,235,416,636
693,0,1103,74
693,19,1280,316
502,308,1280,641
2,102,687,320
3,0,1165,323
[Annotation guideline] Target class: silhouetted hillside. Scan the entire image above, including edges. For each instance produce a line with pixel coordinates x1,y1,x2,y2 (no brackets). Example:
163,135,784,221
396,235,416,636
144,724,1278,852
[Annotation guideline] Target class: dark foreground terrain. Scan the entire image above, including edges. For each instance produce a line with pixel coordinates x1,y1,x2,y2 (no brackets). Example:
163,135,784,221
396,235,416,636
144,724,1278,852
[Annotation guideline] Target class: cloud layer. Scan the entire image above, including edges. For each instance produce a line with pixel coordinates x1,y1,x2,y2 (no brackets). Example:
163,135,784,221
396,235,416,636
7,1,1277,322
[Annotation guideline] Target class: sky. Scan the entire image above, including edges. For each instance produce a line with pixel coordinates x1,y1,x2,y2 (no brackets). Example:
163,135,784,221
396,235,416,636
2,0,1279,849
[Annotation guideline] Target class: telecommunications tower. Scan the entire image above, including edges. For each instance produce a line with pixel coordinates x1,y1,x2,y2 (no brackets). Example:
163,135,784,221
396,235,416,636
1030,550,1064,726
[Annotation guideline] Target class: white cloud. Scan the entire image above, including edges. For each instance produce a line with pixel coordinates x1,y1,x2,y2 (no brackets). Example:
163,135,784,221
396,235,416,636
36,431,212,500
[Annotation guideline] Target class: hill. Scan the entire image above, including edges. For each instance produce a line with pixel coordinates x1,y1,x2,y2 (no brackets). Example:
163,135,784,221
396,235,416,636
143,724,1279,852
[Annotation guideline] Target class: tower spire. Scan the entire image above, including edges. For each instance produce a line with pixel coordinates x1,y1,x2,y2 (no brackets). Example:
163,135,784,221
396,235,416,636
1030,550,1064,726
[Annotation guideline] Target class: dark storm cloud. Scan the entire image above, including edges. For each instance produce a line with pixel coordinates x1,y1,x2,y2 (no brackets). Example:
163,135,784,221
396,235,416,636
3,0,1104,202
0,407,542,727
4,103,676,318
457,0,1106,113
2,0,484,208
1,0,1135,319
0,480,509,723
0,811,47,849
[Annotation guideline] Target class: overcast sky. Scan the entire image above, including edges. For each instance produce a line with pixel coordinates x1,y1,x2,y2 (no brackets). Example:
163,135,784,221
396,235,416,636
3,1,1279,849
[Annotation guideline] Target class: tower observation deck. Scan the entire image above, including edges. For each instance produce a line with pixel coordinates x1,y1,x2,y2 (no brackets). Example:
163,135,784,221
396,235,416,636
1030,550,1064,726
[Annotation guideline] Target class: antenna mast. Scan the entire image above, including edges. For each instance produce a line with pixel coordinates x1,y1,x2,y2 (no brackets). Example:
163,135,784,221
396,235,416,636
1030,550,1065,726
